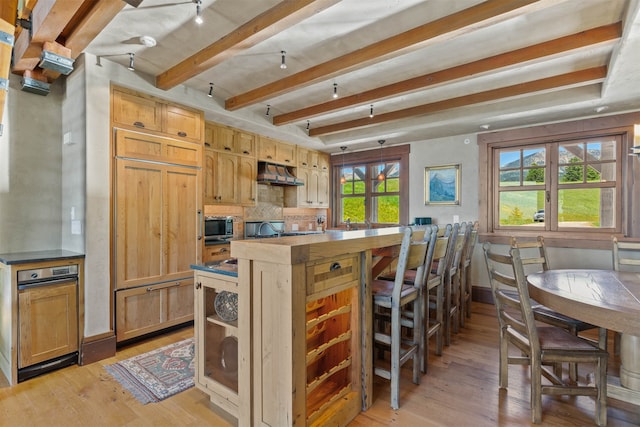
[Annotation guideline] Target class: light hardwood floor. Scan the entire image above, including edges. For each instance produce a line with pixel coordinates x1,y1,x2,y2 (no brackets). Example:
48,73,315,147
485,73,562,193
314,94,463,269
0,302,638,426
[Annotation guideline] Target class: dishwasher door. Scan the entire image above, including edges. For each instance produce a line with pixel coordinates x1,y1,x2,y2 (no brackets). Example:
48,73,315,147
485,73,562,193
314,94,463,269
17,276,79,376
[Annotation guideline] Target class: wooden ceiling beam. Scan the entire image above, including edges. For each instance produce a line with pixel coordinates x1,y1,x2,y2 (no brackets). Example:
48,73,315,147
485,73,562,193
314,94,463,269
0,0,17,26
12,0,85,73
64,0,127,60
274,22,621,126
156,0,341,90
308,66,607,137
225,0,543,111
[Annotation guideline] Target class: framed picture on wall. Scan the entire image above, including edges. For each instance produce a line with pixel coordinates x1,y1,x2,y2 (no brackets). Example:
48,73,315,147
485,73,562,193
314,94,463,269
424,164,460,205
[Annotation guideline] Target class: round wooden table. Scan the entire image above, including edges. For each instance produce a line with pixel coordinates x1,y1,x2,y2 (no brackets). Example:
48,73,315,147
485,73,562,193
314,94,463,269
527,269,640,404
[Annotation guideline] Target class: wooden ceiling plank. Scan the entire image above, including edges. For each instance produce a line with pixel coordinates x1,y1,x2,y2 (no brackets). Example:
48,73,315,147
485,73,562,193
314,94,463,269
64,0,127,60
13,0,86,72
274,22,621,126
156,0,341,90
308,66,607,136
225,0,543,111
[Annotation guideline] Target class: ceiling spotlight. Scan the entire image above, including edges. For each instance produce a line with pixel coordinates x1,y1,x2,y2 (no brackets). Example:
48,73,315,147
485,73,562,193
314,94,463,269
369,104,374,118
333,83,338,99
265,104,271,116
280,50,287,69
207,82,213,98
306,120,310,131
127,53,135,71
194,0,203,25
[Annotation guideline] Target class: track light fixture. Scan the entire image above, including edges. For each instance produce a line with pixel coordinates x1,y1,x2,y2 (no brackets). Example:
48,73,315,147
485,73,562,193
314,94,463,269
207,82,213,98
333,83,338,99
340,146,347,184
194,0,203,24
369,104,374,118
127,53,135,71
265,104,271,116
377,139,385,181
280,50,287,69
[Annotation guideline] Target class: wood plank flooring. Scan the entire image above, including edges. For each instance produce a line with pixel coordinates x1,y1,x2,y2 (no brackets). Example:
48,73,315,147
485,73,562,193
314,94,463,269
0,302,638,426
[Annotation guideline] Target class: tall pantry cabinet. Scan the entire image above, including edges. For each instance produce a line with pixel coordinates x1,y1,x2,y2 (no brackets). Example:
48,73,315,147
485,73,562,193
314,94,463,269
111,86,203,342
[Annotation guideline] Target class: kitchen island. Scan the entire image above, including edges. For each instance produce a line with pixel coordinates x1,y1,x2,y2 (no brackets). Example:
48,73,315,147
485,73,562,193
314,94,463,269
193,227,413,426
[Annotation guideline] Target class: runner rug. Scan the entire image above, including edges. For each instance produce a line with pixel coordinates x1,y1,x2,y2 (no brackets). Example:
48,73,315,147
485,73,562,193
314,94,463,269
105,338,195,404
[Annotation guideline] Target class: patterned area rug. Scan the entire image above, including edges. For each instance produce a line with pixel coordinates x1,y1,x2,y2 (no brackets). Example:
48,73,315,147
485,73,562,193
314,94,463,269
105,338,195,404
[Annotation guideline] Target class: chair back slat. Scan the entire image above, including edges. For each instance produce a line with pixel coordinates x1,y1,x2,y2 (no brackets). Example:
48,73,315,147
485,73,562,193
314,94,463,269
510,235,549,271
612,237,640,271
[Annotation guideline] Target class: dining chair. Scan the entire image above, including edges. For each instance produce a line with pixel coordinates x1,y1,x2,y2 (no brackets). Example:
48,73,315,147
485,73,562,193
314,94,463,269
372,227,428,409
423,230,449,371
482,243,608,426
459,220,478,327
611,236,640,354
511,237,606,355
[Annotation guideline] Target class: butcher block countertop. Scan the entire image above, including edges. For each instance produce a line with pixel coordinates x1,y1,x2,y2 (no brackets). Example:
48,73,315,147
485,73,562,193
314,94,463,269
230,226,421,264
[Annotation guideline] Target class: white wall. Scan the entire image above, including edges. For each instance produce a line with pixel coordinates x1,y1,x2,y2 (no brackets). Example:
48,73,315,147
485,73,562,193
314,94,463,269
0,75,64,253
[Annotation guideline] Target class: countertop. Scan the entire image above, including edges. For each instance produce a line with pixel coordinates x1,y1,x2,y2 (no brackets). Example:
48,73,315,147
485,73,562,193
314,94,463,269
191,259,238,278
0,250,85,265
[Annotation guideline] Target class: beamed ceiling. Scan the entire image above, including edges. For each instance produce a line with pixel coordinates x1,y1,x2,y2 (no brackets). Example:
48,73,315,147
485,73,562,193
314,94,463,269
3,0,640,153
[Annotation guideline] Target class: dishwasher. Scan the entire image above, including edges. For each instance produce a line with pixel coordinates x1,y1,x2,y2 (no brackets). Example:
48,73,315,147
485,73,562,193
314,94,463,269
17,264,79,382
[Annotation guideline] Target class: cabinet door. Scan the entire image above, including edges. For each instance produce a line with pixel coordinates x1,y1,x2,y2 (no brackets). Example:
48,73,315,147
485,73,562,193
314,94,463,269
238,156,257,206
297,147,310,169
115,129,200,167
194,274,240,415
164,104,203,143
18,280,78,368
307,169,320,207
276,142,296,166
236,131,256,156
112,89,162,132
215,152,239,204
203,148,216,204
258,136,277,162
318,152,330,173
165,165,200,279
212,124,235,152
115,159,164,289
204,122,215,149
317,171,329,207
115,279,194,342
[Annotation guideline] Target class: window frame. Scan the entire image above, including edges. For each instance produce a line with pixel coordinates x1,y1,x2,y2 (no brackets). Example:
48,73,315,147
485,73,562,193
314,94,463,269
330,144,409,228
478,112,640,249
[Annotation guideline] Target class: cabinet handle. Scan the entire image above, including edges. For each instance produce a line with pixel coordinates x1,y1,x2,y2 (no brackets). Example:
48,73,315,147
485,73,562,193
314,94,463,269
195,282,202,290
224,146,231,151
178,131,187,137
133,121,145,128
220,247,228,253
285,159,290,163
243,150,250,155
302,162,308,166
204,142,211,147
267,155,273,159
313,165,318,168
330,262,342,271
147,281,182,292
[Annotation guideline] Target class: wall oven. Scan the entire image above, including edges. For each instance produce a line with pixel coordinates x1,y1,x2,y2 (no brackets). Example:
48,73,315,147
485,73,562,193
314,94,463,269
204,216,233,242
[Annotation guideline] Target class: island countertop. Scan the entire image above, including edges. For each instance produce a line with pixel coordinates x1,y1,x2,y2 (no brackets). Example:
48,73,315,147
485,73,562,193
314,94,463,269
230,226,417,264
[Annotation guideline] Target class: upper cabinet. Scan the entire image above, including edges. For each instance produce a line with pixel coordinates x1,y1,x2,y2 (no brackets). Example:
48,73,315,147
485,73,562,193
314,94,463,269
258,136,296,165
112,85,204,144
205,122,256,157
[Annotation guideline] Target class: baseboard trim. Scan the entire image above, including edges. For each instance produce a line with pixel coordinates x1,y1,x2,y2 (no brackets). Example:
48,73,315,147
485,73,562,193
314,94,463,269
80,333,116,365
472,285,494,305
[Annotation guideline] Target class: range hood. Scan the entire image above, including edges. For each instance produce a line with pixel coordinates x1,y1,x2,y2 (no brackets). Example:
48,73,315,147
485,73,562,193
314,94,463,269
256,161,303,186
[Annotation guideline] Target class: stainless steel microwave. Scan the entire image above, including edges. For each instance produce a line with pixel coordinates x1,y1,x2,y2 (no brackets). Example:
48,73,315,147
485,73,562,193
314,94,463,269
204,216,233,241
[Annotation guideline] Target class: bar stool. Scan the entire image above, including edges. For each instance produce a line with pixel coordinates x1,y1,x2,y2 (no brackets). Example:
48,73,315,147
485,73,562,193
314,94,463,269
372,227,428,409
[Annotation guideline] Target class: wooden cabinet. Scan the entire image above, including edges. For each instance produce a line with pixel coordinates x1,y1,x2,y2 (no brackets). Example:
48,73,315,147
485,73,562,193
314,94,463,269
194,271,249,419
258,136,296,165
112,86,204,144
115,128,201,167
115,279,194,342
202,243,231,263
113,129,200,342
288,148,329,208
203,123,257,207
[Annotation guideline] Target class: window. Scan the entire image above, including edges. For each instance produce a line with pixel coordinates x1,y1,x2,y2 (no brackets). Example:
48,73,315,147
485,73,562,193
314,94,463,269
479,113,640,245
331,145,409,227
495,137,619,231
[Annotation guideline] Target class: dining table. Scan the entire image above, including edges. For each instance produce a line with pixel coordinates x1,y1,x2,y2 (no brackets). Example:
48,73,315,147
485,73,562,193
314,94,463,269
527,269,640,406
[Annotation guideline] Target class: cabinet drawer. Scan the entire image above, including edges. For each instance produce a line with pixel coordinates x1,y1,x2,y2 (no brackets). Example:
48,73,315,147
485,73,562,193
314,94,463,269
164,104,203,143
306,254,360,298
115,129,201,167
202,244,231,263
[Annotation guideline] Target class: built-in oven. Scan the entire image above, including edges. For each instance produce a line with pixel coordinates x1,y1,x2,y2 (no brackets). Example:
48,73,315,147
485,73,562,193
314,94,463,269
17,264,79,382
204,216,234,242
